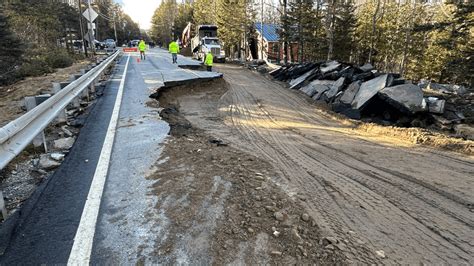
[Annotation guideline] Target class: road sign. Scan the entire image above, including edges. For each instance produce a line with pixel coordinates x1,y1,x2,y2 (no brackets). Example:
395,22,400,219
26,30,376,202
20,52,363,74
84,30,95,44
87,23,96,30
82,7,98,22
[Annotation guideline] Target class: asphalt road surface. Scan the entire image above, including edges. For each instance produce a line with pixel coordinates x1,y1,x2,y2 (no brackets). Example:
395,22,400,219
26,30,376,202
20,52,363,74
0,49,221,264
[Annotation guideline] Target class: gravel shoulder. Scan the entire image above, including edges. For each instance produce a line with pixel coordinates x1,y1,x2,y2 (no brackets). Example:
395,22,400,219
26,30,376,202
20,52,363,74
152,64,473,264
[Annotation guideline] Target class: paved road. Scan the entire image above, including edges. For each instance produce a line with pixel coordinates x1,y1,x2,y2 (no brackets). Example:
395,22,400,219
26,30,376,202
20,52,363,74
0,49,221,264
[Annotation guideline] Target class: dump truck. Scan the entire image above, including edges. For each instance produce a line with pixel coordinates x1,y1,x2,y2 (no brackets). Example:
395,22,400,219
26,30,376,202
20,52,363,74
183,24,225,63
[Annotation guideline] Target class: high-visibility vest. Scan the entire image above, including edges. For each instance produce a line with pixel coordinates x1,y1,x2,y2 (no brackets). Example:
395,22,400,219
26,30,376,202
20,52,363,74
205,52,213,66
169,42,179,53
138,41,146,51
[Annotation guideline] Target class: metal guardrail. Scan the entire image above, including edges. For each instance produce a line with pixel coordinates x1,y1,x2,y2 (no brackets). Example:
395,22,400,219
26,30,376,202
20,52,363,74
0,50,120,220
0,50,120,171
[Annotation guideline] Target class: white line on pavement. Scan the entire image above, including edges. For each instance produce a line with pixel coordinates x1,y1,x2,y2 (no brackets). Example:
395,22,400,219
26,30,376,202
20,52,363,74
67,55,131,265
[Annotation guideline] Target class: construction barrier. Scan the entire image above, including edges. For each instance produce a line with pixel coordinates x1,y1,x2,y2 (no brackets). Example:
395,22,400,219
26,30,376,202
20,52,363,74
123,48,138,52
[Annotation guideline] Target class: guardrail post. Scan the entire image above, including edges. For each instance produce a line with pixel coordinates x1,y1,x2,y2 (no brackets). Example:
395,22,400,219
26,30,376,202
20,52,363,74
79,69,90,101
0,191,6,220
52,83,68,124
24,95,49,152
69,75,81,108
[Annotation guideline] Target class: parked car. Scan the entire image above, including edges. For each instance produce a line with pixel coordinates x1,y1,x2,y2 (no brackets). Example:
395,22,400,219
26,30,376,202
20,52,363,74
104,39,116,49
94,40,106,50
129,40,140,47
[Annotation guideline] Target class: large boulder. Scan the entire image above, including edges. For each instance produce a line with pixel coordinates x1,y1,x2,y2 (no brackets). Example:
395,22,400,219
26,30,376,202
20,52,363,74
378,84,424,114
352,74,389,110
340,81,361,105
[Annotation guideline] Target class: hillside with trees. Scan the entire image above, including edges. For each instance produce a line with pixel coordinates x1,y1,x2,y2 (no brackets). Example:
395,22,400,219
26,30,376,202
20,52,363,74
149,0,472,87
0,0,140,86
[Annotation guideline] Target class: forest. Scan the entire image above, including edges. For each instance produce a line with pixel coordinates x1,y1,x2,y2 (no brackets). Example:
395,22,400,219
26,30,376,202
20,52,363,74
0,0,140,85
150,0,473,87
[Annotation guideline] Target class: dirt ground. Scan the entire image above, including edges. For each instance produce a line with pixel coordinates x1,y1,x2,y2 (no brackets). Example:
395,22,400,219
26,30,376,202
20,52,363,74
150,64,473,264
147,81,354,264
0,59,92,127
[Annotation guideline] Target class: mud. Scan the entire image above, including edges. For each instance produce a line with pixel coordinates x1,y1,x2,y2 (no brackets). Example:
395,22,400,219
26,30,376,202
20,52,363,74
151,64,473,264
147,79,350,264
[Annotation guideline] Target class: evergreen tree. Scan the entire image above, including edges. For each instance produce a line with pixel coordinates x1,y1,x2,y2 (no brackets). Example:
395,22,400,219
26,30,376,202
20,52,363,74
285,0,317,62
150,0,178,46
193,0,217,25
0,10,23,85
216,0,248,57
331,0,357,62
174,3,194,41
441,1,473,86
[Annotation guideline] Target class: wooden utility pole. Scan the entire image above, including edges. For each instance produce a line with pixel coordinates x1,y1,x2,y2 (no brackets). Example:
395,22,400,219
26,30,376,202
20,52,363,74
113,5,118,44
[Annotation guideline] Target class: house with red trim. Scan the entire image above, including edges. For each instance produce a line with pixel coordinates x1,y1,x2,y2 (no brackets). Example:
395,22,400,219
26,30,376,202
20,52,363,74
254,23,298,63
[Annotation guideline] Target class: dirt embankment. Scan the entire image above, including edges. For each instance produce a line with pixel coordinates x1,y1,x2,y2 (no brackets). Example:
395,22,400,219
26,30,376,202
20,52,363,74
146,79,352,264
0,59,92,127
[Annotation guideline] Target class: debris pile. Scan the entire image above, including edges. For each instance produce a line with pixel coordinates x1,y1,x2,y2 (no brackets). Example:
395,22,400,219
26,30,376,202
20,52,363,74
268,61,473,139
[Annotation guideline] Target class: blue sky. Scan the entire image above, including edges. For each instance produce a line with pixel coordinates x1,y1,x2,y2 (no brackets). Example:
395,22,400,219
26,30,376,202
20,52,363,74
114,0,161,30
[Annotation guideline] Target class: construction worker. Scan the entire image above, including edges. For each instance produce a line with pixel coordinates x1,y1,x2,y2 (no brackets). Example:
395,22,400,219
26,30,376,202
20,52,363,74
204,51,213,72
169,40,180,64
138,39,146,60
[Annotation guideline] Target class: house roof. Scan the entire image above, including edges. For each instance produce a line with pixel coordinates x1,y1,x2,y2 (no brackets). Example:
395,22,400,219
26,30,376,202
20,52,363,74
255,23,280,42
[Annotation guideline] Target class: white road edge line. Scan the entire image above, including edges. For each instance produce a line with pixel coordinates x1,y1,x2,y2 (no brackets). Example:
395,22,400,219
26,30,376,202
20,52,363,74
67,55,130,265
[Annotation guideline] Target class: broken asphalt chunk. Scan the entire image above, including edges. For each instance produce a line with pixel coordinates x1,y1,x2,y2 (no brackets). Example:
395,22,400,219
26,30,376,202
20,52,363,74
320,60,341,74
340,81,361,105
289,68,318,90
426,97,445,114
378,84,424,114
323,77,346,102
358,63,374,72
352,74,389,110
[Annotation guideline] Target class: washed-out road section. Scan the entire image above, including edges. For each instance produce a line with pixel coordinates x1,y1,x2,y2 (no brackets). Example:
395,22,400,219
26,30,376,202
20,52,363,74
0,49,221,264
195,64,473,264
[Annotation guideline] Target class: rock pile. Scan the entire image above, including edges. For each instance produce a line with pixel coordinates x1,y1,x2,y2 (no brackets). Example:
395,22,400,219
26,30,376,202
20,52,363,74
268,61,473,138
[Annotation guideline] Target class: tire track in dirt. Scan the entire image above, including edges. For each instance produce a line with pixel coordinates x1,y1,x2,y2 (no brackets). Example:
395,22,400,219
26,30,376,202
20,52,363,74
209,65,474,264
222,73,380,263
